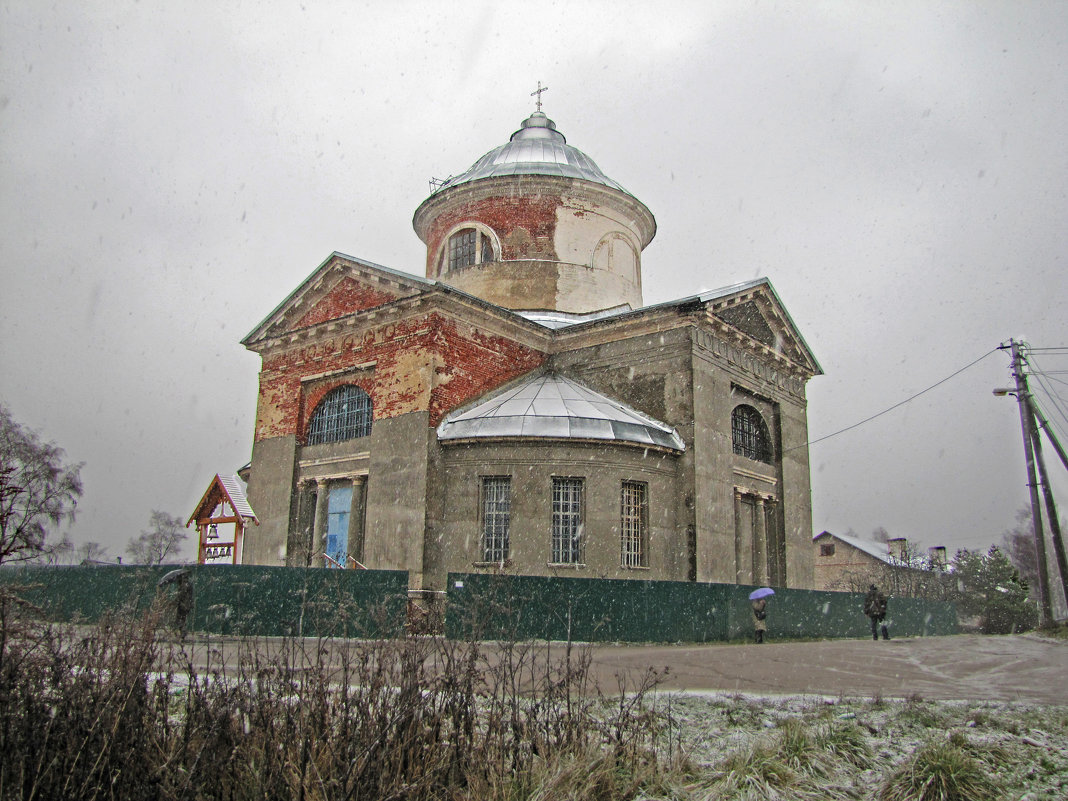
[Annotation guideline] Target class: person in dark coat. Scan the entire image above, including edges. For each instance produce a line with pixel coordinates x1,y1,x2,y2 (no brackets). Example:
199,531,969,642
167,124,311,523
174,574,193,639
864,584,889,640
751,597,768,643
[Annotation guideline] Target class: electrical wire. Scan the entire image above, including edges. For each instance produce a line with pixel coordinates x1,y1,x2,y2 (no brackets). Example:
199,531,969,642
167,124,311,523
1028,353,1068,444
791,348,1000,452
1030,372,1068,424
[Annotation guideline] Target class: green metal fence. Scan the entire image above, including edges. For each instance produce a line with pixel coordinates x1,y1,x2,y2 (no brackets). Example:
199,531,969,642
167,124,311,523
0,566,958,642
445,573,959,642
0,564,409,638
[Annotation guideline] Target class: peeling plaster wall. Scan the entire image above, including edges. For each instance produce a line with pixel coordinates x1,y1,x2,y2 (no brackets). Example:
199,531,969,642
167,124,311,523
437,440,682,586
244,435,298,567
363,413,431,588
551,322,815,588
252,312,545,443
414,177,651,313
293,277,399,329
245,305,547,574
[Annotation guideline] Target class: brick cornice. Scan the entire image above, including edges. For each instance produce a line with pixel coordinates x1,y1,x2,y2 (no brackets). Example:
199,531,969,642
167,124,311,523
248,289,553,357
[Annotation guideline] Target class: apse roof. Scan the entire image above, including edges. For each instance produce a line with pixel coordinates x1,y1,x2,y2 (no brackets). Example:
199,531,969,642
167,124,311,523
437,372,685,451
431,112,634,195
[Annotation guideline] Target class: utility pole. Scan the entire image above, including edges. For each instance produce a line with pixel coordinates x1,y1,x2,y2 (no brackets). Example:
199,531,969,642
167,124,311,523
998,339,1053,625
1027,395,1068,610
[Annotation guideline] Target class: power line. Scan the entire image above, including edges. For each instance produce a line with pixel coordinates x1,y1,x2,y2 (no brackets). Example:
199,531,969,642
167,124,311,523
1029,356,1068,445
796,349,1000,452
1037,374,1068,389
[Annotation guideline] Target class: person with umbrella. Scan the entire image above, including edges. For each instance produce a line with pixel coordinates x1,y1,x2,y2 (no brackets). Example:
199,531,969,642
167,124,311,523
749,587,774,643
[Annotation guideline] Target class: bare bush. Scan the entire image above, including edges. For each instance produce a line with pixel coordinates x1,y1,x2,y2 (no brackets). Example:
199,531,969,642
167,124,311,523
0,601,667,800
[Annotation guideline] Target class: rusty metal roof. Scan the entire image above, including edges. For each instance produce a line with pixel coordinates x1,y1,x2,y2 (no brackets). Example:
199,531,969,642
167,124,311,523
437,372,685,451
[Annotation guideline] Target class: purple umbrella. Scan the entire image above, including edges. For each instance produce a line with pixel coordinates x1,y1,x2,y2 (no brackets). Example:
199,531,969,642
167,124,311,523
748,587,775,601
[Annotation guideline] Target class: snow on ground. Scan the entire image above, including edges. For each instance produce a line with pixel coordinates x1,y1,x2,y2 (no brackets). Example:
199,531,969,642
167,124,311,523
630,691,1068,800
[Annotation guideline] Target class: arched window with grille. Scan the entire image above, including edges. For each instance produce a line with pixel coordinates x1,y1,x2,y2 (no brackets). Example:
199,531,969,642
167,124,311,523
731,404,772,464
306,385,373,445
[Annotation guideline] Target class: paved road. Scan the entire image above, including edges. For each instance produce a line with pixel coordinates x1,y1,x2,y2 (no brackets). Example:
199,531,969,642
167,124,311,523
581,634,1068,703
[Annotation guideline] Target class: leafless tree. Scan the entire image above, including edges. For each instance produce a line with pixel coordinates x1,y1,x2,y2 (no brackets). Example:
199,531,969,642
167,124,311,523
832,537,953,600
0,404,83,566
126,510,188,565
76,541,109,564
1001,506,1039,589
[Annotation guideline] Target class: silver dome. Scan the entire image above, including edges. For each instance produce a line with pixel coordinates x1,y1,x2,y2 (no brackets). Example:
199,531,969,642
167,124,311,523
437,372,685,451
434,112,633,195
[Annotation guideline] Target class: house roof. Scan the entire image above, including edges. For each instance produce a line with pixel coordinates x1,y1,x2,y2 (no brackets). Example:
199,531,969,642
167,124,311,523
437,371,686,451
814,530,894,564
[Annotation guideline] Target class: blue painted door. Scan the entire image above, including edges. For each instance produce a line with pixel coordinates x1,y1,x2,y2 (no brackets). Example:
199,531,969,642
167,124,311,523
325,485,352,568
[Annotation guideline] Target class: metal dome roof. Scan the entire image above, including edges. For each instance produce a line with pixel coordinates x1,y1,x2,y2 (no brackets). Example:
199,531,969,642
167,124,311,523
433,112,633,195
437,372,685,451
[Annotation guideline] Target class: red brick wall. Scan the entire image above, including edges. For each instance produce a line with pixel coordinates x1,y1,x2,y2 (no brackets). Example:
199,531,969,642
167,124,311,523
254,312,545,441
293,277,399,329
426,317,545,426
424,194,563,275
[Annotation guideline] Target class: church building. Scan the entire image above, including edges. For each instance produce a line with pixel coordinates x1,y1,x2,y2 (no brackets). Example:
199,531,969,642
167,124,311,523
239,103,823,599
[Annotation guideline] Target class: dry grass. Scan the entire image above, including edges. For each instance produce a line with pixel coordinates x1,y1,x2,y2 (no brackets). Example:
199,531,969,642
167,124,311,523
1,594,1065,800
879,737,1002,801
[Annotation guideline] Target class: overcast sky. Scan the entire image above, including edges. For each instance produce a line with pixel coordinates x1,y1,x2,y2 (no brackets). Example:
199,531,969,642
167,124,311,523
2,1,1066,564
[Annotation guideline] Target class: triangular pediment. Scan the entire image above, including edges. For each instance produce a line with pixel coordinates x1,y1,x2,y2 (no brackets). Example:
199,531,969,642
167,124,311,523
242,253,436,345
701,279,822,376
714,301,778,348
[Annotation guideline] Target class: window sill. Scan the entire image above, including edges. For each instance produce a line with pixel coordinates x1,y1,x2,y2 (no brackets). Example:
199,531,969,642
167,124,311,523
472,561,513,569
547,562,587,570
621,564,650,571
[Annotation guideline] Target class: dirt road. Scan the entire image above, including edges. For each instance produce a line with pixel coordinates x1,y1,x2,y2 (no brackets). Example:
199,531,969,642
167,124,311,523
582,633,1067,703
181,632,1066,705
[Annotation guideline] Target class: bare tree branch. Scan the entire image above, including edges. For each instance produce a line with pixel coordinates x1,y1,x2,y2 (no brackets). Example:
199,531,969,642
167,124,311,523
0,404,83,566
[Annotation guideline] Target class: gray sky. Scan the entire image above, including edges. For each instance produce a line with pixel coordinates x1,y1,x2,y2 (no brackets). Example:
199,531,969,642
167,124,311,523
2,1,1066,563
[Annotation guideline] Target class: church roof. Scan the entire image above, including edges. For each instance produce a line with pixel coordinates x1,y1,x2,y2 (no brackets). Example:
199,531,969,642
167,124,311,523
431,112,635,196
518,278,823,376
437,372,685,451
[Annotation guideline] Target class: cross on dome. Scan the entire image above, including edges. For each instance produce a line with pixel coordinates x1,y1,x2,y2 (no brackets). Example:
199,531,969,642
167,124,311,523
531,81,549,112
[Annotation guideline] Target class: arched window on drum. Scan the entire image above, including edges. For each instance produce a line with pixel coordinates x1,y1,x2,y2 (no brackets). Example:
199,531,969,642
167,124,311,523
306,385,373,445
438,224,498,275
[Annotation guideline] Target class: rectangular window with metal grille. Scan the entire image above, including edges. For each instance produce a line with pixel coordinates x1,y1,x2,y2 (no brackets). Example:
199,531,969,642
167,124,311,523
551,477,583,564
620,480,648,568
480,476,511,562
